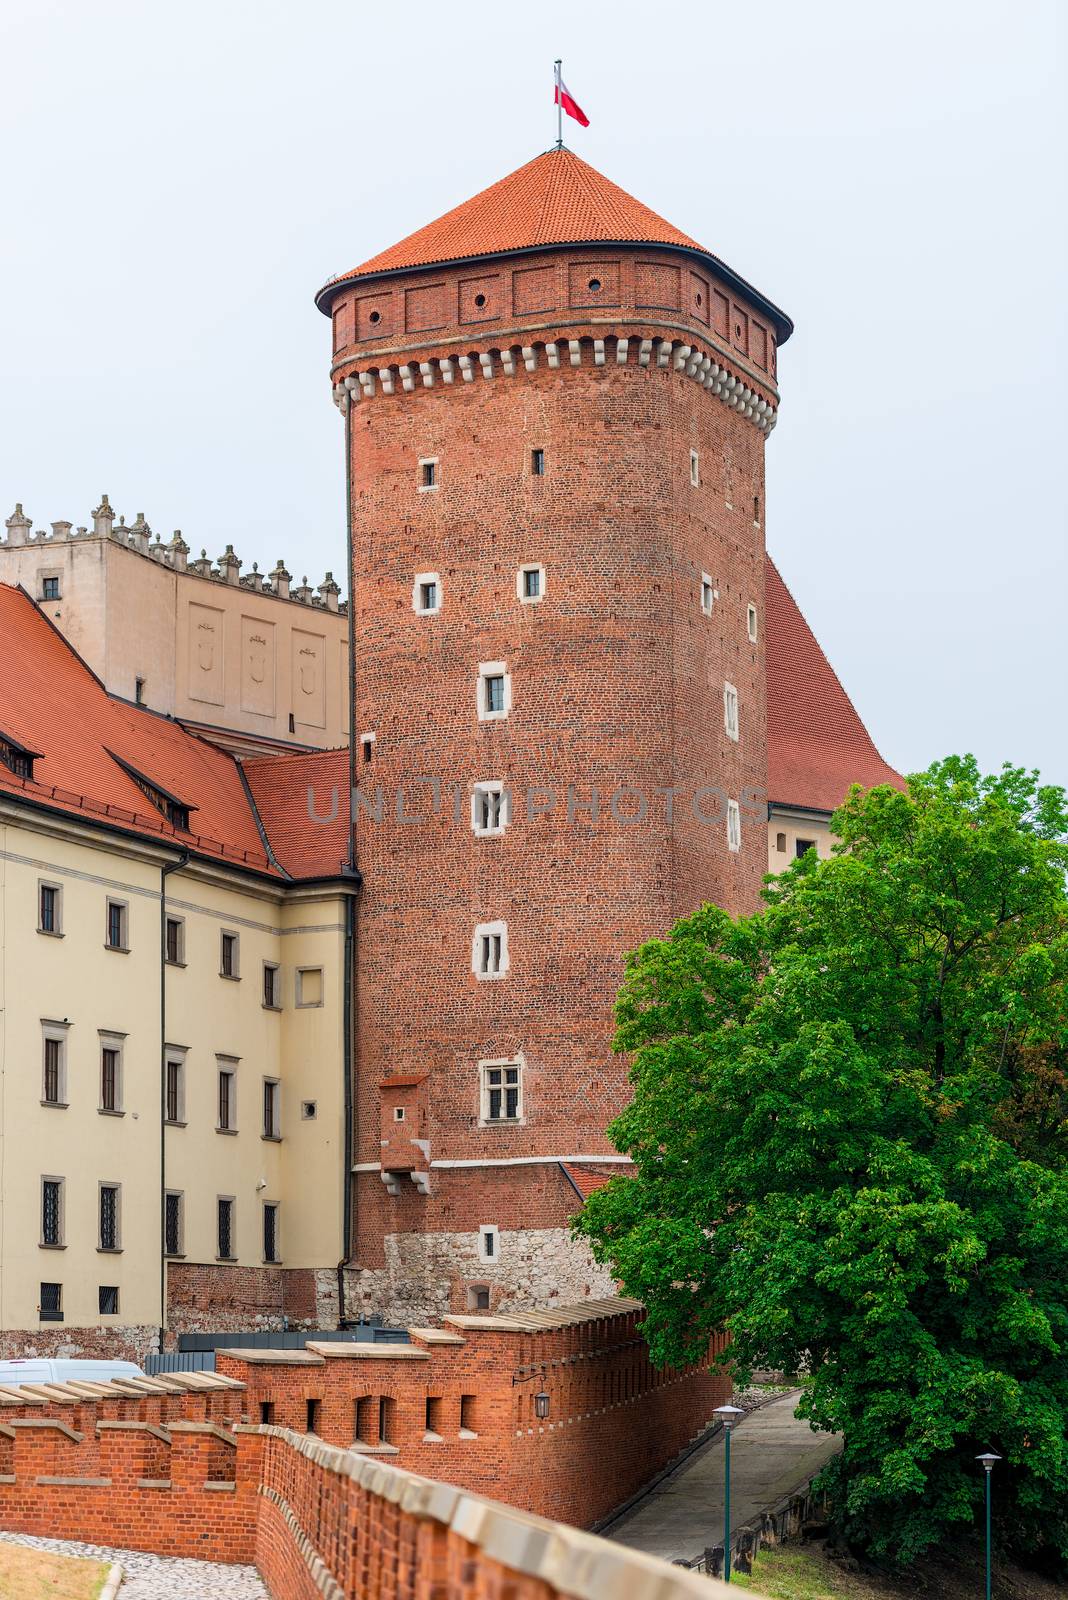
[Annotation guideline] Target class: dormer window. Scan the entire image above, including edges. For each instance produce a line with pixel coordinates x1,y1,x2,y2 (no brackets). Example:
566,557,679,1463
0,731,38,781
108,752,193,833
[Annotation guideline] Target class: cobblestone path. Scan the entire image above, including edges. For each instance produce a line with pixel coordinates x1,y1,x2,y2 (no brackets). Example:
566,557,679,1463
0,1531,269,1598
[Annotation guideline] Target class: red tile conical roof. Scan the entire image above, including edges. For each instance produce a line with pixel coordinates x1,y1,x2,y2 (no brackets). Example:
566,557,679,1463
316,148,792,339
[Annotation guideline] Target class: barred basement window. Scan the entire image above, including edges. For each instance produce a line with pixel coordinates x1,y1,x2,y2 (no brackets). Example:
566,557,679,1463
217,1197,235,1260
98,1285,119,1316
164,1191,183,1256
99,1184,120,1251
480,1058,521,1123
41,1178,63,1246
263,1202,280,1263
40,1282,63,1322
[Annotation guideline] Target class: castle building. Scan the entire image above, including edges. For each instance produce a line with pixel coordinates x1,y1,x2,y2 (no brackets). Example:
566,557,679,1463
0,500,348,754
316,148,897,1324
0,149,900,1353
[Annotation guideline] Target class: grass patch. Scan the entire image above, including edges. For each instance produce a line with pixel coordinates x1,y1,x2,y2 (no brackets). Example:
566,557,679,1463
733,1546,849,1599
0,1541,111,1599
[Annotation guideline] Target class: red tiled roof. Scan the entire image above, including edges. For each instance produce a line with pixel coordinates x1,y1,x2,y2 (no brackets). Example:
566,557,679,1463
765,557,902,813
316,149,792,339
561,1163,628,1203
243,747,351,880
0,584,348,882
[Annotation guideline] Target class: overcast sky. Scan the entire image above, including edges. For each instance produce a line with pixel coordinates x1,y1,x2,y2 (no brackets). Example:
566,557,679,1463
3,0,1065,786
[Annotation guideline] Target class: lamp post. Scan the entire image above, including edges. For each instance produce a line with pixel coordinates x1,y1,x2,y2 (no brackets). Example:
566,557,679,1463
714,1405,746,1582
975,1453,1000,1600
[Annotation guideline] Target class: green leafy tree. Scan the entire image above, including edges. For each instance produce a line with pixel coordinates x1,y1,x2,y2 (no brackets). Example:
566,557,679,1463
575,757,1068,1568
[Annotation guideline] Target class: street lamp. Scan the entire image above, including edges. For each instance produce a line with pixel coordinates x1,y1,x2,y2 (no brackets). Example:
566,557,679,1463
714,1405,746,1582
975,1453,1001,1600
534,1390,551,1421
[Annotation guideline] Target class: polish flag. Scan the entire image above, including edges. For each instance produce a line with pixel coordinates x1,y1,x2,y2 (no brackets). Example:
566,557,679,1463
554,75,590,128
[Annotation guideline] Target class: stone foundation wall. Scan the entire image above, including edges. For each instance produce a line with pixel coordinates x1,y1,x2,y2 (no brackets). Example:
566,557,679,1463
167,1262,341,1334
0,1324,162,1364
342,1226,618,1326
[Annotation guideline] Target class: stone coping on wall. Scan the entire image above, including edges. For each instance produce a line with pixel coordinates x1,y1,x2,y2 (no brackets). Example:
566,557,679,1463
254,1423,763,1600
0,1370,244,1408
443,1295,644,1333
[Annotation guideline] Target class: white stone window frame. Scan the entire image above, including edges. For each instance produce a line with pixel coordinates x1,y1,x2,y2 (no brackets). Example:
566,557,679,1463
220,928,241,980
516,563,546,605
747,603,759,643
262,1075,282,1141
39,570,62,602
98,1179,123,1253
41,1019,70,1108
690,449,700,487
98,1029,126,1116
417,456,439,492
38,878,63,937
700,574,718,616
478,1223,500,1264
477,662,512,723
472,920,509,980
164,913,186,966
164,1046,188,1126
471,780,511,837
723,682,740,742
727,799,742,853
412,571,442,615
478,1054,523,1124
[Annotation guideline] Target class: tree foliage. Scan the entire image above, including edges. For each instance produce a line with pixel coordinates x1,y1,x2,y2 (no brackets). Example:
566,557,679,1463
574,758,1068,1567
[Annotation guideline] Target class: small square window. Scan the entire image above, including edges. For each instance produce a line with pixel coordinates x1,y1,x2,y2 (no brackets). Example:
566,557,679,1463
473,922,508,979
481,1058,521,1122
723,683,739,742
477,663,511,721
413,572,441,614
747,603,758,643
99,1285,119,1316
517,564,545,604
701,574,716,616
220,931,239,979
297,967,323,1007
531,448,545,476
39,882,62,935
796,838,816,859
394,1106,406,1122
472,782,509,836
301,1100,318,1120
42,575,61,601
690,450,700,487
418,458,438,489
105,900,128,951
40,1281,63,1322
467,1285,491,1312
727,799,742,853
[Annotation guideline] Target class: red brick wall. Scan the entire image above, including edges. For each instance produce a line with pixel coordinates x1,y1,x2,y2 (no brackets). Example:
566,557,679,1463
167,1261,335,1332
339,246,772,1304
218,1303,730,1528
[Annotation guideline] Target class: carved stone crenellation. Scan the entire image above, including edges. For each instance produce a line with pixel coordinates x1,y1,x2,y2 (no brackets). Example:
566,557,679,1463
0,497,346,611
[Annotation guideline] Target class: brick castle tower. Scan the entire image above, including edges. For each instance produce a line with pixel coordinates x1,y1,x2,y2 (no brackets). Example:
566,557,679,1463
316,149,792,1323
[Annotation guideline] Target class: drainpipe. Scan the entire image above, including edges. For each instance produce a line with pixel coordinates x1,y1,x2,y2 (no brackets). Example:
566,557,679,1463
160,849,189,1343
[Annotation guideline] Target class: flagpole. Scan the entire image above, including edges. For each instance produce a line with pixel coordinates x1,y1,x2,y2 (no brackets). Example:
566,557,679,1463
554,58,563,149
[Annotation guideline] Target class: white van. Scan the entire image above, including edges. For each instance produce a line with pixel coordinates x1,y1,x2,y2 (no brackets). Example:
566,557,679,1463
0,1358,144,1388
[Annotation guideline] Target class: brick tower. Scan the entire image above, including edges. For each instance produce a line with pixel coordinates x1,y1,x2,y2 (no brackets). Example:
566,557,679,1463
316,150,791,1324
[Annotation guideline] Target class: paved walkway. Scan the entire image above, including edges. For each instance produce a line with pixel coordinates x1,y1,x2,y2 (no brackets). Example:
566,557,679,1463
0,1531,268,1599
605,1388,841,1566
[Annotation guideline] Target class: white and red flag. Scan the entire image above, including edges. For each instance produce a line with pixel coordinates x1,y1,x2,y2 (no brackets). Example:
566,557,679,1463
554,64,589,129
